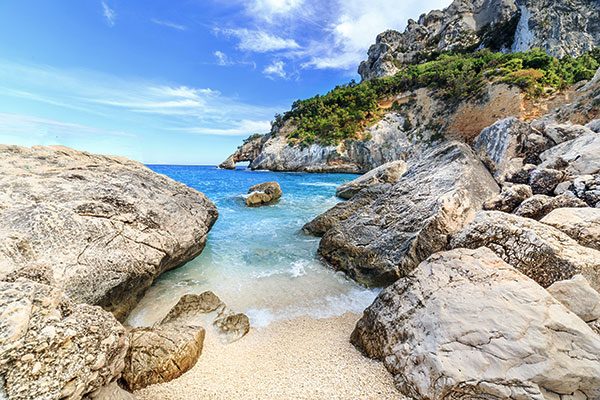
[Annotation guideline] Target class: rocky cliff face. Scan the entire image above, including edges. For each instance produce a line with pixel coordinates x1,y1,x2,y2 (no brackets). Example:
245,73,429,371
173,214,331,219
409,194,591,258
359,0,600,80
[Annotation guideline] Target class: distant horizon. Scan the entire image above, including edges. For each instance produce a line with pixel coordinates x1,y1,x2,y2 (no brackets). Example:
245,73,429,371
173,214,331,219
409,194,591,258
0,0,452,165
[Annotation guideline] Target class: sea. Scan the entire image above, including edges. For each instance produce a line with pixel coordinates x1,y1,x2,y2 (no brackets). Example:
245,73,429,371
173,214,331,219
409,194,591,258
126,165,380,329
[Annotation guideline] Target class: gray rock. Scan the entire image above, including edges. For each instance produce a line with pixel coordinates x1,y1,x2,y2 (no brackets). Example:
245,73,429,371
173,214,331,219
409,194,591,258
533,120,593,144
506,163,536,184
218,134,269,169
586,119,600,133
0,145,218,321
513,194,587,220
483,184,532,213
547,275,600,323
302,184,391,237
451,211,600,291
528,168,566,195
246,181,282,207
336,161,406,200
541,207,600,251
0,280,128,400
121,323,205,391
554,173,600,207
539,132,600,175
351,247,600,399
318,141,499,286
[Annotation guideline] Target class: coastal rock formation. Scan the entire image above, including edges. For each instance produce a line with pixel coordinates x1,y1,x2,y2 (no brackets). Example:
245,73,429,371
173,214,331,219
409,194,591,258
538,131,600,175
218,134,268,170
541,208,600,251
513,194,587,220
0,279,128,400
246,182,282,207
451,211,600,290
483,184,532,213
547,274,600,323
302,184,391,237
121,324,205,391
358,0,600,80
318,141,499,286
336,161,406,200
0,145,218,321
351,247,600,399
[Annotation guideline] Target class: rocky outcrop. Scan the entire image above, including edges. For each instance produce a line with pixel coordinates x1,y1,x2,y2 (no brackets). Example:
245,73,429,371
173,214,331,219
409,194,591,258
351,247,600,399
513,193,587,220
538,131,600,175
318,141,499,286
302,184,391,237
541,207,600,251
0,279,128,400
555,174,600,207
483,184,532,213
336,161,406,200
0,145,218,321
218,134,269,170
358,0,600,80
246,182,282,207
121,324,205,391
547,274,600,323
451,211,600,290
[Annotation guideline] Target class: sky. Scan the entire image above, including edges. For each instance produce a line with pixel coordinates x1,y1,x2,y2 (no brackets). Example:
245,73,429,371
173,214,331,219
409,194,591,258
0,0,452,165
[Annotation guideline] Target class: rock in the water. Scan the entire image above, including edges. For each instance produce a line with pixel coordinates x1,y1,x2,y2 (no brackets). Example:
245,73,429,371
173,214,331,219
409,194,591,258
302,184,391,237
451,211,600,290
541,207,600,250
483,184,532,212
336,161,406,200
0,280,128,400
473,117,532,183
351,247,600,399
160,292,223,325
246,181,282,207
528,168,566,195
539,132,600,175
218,134,268,170
319,141,499,286
513,194,587,220
547,274,600,323
0,145,218,321
121,324,205,391
213,311,250,343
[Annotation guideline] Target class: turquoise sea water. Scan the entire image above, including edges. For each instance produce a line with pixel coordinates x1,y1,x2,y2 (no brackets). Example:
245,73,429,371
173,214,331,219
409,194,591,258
127,166,380,328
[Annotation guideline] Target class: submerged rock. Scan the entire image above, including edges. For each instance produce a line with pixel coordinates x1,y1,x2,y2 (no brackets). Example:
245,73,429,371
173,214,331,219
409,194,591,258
541,207,600,251
335,161,406,200
302,184,391,237
451,211,600,290
351,247,600,399
246,182,282,207
0,280,128,400
0,145,218,321
319,141,498,287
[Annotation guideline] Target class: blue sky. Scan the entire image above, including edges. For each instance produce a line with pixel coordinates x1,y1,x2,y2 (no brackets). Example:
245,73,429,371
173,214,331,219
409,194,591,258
0,0,451,165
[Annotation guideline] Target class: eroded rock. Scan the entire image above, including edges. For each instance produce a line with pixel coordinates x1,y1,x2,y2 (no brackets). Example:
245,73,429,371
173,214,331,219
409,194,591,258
451,211,600,290
539,131,600,175
483,184,532,213
336,161,406,200
246,182,282,207
319,141,499,286
513,194,587,220
351,247,600,399
529,168,565,195
541,207,600,250
547,274,600,323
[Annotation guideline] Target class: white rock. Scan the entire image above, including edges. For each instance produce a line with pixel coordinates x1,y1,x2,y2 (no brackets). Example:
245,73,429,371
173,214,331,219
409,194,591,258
547,275,600,322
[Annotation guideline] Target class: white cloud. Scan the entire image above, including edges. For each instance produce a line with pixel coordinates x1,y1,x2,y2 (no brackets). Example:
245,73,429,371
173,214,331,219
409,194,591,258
245,0,305,22
151,19,187,31
179,119,272,136
263,60,287,79
101,1,116,27
215,51,233,66
216,28,300,53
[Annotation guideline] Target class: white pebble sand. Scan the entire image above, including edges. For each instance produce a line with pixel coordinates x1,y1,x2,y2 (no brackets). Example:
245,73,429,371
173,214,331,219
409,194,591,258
134,312,403,400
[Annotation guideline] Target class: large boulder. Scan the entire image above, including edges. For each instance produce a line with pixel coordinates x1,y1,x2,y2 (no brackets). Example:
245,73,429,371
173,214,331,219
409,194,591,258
528,168,566,195
555,173,600,207
302,184,391,237
541,207,600,251
121,323,205,391
335,161,406,200
351,248,600,399
513,194,587,220
547,275,600,323
0,145,218,321
318,141,499,287
0,280,128,400
246,182,282,207
451,211,600,290
483,184,532,213
539,132,600,175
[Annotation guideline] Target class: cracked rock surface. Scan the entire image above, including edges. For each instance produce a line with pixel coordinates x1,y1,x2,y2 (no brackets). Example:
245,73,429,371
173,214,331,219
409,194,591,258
0,145,218,321
451,211,600,291
351,247,600,400
541,207,600,251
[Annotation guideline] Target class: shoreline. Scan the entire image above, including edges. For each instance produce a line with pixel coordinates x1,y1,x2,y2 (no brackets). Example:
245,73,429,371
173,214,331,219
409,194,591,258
134,312,403,400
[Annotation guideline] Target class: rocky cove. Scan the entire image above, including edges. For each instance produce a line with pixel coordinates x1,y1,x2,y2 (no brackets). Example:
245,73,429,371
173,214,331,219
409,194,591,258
3,0,600,399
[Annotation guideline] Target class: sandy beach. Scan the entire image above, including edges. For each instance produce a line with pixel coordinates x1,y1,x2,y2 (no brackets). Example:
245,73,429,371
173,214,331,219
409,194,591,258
134,312,403,400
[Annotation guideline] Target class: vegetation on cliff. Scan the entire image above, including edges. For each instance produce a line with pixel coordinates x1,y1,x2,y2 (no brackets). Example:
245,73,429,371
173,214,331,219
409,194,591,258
276,48,600,147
